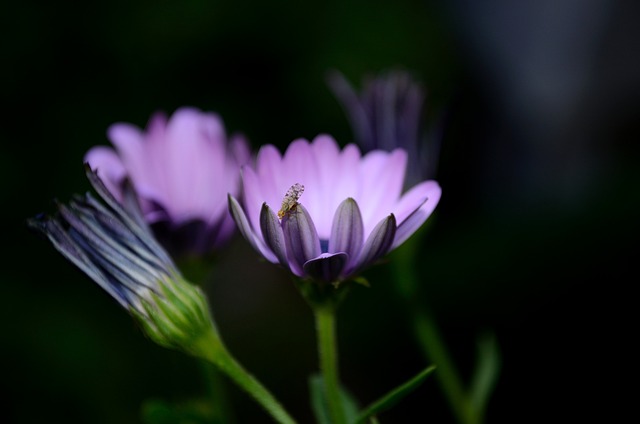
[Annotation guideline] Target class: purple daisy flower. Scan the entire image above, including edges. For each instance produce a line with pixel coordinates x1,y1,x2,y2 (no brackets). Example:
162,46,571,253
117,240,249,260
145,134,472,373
85,107,251,257
228,135,441,284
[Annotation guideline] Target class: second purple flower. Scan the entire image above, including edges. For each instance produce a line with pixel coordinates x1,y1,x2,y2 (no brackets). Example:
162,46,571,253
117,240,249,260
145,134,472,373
86,107,251,257
229,135,441,284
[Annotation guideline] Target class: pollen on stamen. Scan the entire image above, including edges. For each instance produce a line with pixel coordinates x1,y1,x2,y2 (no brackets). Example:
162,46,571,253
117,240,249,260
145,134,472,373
278,183,304,219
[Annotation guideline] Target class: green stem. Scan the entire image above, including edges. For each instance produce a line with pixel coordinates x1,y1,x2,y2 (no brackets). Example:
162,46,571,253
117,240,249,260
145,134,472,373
199,360,234,423
194,330,298,424
413,306,476,424
391,252,478,424
315,304,347,424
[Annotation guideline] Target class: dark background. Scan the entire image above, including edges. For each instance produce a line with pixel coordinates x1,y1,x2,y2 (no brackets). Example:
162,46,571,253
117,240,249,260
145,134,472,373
2,0,638,423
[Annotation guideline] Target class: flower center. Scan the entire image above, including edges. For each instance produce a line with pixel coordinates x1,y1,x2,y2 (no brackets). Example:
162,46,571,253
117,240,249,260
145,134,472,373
320,239,329,253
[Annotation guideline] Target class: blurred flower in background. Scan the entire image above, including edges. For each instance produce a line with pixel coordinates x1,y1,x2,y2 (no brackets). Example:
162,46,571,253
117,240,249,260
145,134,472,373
326,69,441,186
85,107,251,259
229,135,441,284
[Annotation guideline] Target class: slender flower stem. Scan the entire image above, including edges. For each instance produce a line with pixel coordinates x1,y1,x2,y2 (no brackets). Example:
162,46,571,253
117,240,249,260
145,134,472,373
199,360,234,423
180,257,233,422
314,304,347,424
193,330,298,424
412,305,476,424
391,240,479,424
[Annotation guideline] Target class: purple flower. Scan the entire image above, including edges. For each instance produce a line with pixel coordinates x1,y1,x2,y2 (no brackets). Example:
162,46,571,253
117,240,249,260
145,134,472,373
228,135,441,284
85,107,251,257
326,69,441,186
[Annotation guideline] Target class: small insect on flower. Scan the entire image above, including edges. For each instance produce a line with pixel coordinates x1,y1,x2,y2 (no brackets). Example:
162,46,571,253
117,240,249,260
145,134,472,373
278,183,305,219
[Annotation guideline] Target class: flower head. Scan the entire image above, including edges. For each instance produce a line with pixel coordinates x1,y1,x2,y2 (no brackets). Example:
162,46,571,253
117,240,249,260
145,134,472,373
229,136,441,285
85,107,251,257
326,69,440,186
28,167,219,357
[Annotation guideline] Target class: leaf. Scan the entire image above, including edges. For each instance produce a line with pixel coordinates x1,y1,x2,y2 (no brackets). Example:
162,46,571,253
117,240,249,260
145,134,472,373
309,374,360,424
141,397,221,424
469,331,501,417
355,365,436,424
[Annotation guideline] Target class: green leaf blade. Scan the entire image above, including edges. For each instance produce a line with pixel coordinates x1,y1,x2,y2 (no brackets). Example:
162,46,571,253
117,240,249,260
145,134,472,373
309,374,359,424
469,331,501,418
355,365,436,424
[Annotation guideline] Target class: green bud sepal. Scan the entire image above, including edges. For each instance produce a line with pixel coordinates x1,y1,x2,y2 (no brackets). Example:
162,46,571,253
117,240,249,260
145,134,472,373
130,273,223,359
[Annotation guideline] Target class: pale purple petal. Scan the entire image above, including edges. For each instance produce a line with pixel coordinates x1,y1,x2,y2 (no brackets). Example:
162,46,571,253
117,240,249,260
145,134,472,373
146,111,168,137
358,148,407,233
160,108,226,221
256,144,285,209
198,112,233,218
392,180,441,224
163,108,214,218
230,134,252,166
84,147,126,200
328,198,364,269
282,139,324,231
241,166,269,237
310,135,341,217
143,111,170,192
309,136,366,237
303,253,348,284
260,203,289,269
228,195,278,263
392,181,441,248
199,111,227,150
108,122,164,205
281,203,321,276
330,144,362,212
354,214,396,272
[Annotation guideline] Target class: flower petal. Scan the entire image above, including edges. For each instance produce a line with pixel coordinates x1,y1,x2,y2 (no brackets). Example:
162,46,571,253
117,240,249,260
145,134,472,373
282,139,324,231
163,108,214,217
310,135,341,217
303,253,348,283
260,203,289,268
107,122,151,186
325,70,373,149
358,149,407,233
28,216,130,308
256,144,285,206
354,214,396,272
228,195,278,263
85,168,172,265
328,198,364,269
242,166,269,235
59,200,162,290
328,144,362,215
281,203,321,276
392,180,441,248
230,133,252,166
84,147,127,200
